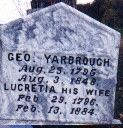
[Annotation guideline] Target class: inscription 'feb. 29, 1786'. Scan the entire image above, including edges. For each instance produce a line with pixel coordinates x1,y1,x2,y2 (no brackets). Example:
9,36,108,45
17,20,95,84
0,3,121,124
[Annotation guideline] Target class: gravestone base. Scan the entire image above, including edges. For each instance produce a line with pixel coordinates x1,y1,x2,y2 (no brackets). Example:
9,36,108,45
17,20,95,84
0,119,121,125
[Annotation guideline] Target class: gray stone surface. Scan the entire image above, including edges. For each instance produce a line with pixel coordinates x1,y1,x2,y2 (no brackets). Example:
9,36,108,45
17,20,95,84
0,2,121,124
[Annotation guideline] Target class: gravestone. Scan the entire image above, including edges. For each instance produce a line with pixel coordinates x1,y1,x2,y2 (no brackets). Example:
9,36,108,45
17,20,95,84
0,2,121,124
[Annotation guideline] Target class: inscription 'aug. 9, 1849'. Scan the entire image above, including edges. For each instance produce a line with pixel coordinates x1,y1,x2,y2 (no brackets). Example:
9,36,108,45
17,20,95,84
1,51,112,122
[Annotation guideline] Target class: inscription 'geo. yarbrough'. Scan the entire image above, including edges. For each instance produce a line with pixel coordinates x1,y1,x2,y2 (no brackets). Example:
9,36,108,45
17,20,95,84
8,53,110,67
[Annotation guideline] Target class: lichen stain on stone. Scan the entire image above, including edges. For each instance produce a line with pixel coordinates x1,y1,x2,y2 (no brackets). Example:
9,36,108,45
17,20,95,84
25,24,36,40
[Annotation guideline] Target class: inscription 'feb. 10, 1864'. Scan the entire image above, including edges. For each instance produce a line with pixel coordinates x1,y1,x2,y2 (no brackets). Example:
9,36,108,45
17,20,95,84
0,3,121,124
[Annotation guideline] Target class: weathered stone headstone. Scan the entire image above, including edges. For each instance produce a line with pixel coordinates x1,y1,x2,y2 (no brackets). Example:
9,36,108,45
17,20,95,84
0,3,121,124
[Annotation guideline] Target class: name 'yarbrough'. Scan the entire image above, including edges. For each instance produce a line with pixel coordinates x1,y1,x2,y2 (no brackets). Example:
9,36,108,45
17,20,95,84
44,54,110,67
